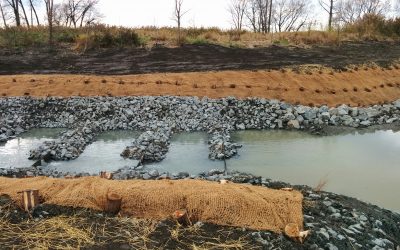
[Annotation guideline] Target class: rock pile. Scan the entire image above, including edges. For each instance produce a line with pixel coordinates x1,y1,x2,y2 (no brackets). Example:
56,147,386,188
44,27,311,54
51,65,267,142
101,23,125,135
121,130,171,163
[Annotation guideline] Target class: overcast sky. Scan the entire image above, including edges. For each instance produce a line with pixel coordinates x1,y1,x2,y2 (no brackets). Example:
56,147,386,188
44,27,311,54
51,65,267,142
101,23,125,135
99,0,322,29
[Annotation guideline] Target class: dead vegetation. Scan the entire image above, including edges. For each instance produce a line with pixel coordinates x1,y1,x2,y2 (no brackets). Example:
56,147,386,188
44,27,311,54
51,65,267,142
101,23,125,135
314,176,329,193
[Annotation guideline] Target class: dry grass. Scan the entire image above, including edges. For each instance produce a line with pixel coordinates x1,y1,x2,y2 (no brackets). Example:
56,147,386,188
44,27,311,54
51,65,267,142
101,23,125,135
2,22,400,50
0,213,156,249
314,176,329,193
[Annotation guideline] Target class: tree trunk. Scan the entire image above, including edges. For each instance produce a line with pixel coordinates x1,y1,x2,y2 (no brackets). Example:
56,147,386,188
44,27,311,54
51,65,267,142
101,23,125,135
0,3,8,28
268,0,273,33
19,0,30,28
29,0,40,26
328,0,333,31
12,0,21,26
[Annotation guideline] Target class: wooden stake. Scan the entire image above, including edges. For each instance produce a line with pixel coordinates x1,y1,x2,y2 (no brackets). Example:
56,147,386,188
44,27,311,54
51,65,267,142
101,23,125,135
105,193,122,214
20,189,40,212
100,171,113,180
172,209,191,226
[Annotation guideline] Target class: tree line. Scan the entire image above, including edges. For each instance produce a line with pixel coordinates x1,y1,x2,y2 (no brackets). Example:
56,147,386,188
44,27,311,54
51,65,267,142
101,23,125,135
0,0,100,28
0,0,398,44
228,0,394,35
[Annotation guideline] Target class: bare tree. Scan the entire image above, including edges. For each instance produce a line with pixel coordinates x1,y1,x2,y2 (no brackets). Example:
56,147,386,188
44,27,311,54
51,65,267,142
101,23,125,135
246,0,274,33
173,0,188,44
58,0,100,27
273,0,311,32
229,0,247,37
44,0,54,44
5,0,21,26
18,0,30,27
319,0,337,30
0,0,10,27
27,0,40,26
337,0,391,24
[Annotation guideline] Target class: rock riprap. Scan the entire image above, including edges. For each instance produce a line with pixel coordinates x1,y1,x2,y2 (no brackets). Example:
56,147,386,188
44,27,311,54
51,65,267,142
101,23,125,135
1,97,400,163
121,130,171,163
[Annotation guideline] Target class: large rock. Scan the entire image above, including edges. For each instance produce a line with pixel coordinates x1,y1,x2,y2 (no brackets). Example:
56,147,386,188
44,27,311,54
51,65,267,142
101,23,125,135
287,120,300,129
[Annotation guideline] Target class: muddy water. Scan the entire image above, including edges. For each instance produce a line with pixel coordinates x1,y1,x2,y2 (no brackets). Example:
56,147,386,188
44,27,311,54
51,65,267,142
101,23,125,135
0,128,64,169
46,130,142,174
1,129,400,211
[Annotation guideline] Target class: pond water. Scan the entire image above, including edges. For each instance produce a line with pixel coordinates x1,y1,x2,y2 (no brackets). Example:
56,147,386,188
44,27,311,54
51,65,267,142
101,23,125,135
46,130,142,174
0,128,64,169
1,128,400,212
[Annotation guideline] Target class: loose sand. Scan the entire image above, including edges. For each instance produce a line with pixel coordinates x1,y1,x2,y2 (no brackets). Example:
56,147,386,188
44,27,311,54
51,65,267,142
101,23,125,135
1,68,400,106
0,177,303,232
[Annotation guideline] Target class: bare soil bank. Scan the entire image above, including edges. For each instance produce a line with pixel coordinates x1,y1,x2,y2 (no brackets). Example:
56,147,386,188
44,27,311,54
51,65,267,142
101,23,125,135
2,68,400,106
1,41,400,75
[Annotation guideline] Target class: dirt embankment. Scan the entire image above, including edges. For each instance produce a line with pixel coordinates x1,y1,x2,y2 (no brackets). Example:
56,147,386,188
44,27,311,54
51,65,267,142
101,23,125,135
1,68,400,106
1,41,400,75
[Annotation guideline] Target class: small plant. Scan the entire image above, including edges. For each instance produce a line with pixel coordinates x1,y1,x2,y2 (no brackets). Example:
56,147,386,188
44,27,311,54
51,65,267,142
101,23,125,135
24,92,30,96
280,68,287,73
229,83,236,88
211,84,217,89
308,102,314,107
30,79,35,83
101,79,107,83
343,88,348,92
387,83,394,87
12,79,16,83
156,80,162,84
1,93,6,96
175,81,182,86
193,83,198,88
118,80,125,85
48,79,54,84
330,90,336,94
314,176,329,192
84,80,90,84
380,84,385,88
315,89,321,93
299,87,305,92
353,87,358,92
364,87,371,92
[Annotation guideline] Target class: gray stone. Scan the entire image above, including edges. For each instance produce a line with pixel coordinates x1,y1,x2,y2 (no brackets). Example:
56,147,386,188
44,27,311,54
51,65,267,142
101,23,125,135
394,99,400,108
326,243,339,250
148,169,159,177
287,120,300,129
